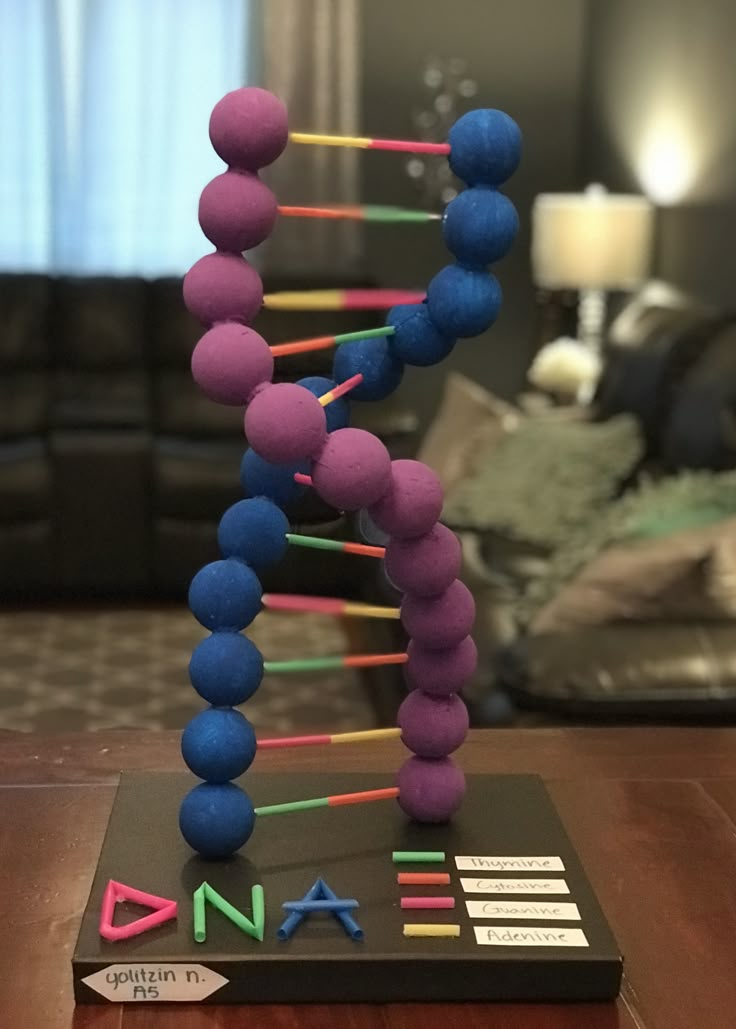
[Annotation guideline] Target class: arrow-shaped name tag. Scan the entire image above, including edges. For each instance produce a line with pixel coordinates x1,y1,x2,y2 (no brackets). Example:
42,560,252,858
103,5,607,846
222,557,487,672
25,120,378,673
81,964,228,1002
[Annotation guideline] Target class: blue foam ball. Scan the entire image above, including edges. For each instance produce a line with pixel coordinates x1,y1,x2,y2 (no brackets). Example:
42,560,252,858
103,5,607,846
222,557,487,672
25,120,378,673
240,447,308,507
218,497,289,568
297,376,350,431
448,109,522,187
426,264,502,337
188,558,262,631
179,781,255,858
189,632,263,706
181,707,257,783
442,187,519,266
387,303,455,367
332,335,404,402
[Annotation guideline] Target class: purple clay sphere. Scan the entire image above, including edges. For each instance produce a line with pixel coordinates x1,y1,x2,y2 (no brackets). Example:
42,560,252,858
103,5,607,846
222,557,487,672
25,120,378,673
311,428,392,511
405,635,478,696
183,252,263,327
245,382,327,464
209,87,288,171
397,756,466,823
384,522,461,597
199,171,277,252
398,691,469,758
401,579,475,650
191,323,273,405
367,459,443,540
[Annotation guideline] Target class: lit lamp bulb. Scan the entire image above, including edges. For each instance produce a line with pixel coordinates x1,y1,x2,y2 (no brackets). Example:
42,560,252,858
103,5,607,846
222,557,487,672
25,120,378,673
638,125,695,205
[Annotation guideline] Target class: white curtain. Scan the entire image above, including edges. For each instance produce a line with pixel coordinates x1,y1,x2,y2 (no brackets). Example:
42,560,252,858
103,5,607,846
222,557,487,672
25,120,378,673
260,0,361,274
0,0,249,276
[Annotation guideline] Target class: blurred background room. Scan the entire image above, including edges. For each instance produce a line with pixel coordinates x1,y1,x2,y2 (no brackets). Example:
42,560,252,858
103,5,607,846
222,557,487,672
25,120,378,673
2,0,736,734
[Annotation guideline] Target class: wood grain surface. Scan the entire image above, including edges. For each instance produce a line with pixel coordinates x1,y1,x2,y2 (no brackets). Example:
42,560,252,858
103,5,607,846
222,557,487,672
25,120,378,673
1,727,734,1028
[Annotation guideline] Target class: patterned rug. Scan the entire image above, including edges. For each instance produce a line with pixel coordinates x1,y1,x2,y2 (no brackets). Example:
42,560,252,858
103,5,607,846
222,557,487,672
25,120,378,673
0,606,377,733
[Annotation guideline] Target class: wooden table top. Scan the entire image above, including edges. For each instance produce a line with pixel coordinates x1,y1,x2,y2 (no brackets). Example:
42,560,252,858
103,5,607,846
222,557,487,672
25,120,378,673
2,726,736,1028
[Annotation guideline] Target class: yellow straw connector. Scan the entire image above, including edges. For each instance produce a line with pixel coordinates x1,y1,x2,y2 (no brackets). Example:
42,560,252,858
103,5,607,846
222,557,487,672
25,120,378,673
263,290,343,311
290,132,372,149
331,728,402,745
403,924,461,938
343,602,401,620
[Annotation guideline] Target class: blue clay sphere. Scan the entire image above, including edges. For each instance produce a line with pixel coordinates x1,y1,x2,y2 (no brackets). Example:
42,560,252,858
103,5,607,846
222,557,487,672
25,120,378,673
442,187,519,266
387,303,455,366
189,632,263,706
448,109,522,187
218,497,289,568
426,264,502,337
181,707,257,783
332,335,404,402
188,558,262,631
179,782,255,858
240,447,308,507
298,376,350,431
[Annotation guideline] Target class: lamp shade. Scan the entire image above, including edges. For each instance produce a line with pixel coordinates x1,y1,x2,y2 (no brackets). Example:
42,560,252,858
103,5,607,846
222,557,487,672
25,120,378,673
532,187,654,290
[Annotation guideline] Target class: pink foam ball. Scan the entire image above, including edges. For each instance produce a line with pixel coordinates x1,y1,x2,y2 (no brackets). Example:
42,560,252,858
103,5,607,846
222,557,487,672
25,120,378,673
401,579,475,649
183,252,262,327
209,87,288,171
397,756,466,823
368,460,443,539
191,323,273,406
399,691,469,758
199,171,277,252
244,383,327,464
405,636,478,696
385,522,461,596
311,428,392,511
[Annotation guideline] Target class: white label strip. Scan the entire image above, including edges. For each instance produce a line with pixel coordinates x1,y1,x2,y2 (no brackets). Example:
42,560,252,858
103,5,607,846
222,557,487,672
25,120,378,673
466,900,581,920
474,926,589,948
455,855,565,872
461,877,570,895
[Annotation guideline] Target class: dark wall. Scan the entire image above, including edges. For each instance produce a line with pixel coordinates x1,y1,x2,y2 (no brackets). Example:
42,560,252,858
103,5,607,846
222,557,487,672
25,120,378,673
582,0,736,309
359,0,588,431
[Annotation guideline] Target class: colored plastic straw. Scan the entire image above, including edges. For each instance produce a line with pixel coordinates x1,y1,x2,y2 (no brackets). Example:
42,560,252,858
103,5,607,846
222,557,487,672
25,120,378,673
263,654,406,675
403,924,461,938
255,786,398,817
283,900,359,912
289,132,451,156
278,204,440,223
262,594,401,619
271,324,395,358
397,872,451,886
263,288,424,311
286,533,385,558
257,727,401,749
401,897,455,910
318,373,363,406
278,880,321,941
319,879,364,941
393,851,446,863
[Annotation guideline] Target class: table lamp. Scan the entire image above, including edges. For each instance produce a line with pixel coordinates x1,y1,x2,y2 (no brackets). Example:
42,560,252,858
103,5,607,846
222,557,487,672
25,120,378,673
531,184,654,350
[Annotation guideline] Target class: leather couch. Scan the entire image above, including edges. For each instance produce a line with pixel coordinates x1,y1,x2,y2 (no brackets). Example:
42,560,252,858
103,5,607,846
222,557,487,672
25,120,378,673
0,273,414,602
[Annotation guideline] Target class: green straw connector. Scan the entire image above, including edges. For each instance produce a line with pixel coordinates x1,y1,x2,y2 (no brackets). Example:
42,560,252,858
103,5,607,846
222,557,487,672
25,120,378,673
392,850,446,864
255,795,330,817
250,884,266,942
264,656,345,674
286,533,345,553
194,882,265,943
334,325,395,346
193,883,207,943
364,205,441,223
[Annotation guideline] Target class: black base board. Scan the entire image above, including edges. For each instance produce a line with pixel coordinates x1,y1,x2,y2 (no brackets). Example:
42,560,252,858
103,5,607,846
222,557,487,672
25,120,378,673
73,772,622,1004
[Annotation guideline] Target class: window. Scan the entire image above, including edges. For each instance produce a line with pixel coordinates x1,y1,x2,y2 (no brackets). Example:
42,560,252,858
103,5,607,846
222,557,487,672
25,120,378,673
0,0,249,275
